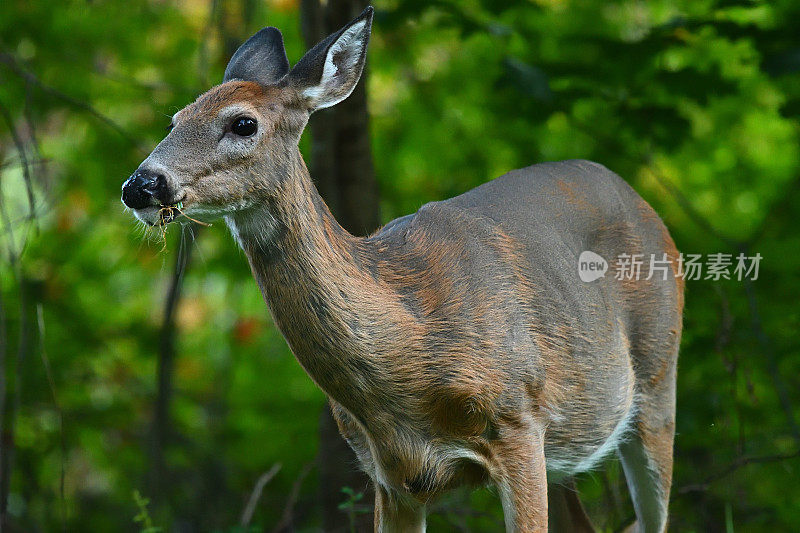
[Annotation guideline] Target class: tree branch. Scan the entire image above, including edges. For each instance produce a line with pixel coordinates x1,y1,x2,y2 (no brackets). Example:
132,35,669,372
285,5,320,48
0,183,31,528
36,304,66,531
676,448,800,495
0,51,146,152
742,270,800,443
240,463,282,527
271,462,313,533
0,100,36,225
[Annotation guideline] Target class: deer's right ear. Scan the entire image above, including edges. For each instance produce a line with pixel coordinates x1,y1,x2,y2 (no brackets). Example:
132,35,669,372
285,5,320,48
223,27,290,85
287,6,373,112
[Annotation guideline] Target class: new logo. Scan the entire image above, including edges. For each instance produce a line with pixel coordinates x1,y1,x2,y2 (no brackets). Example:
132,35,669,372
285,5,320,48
578,251,608,282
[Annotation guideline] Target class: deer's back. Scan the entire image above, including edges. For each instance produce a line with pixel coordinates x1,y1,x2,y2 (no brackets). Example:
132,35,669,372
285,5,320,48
374,160,682,346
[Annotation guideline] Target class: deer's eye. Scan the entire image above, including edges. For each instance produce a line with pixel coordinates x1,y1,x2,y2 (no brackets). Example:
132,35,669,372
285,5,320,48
231,117,257,137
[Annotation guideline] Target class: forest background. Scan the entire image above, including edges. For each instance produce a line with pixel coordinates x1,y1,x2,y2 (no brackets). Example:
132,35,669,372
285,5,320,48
1,0,799,531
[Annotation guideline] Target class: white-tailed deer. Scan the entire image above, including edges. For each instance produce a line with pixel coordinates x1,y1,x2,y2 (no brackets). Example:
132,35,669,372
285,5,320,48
122,7,682,532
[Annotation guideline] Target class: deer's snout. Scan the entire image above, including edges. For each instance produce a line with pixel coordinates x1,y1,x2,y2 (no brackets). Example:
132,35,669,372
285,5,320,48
121,168,169,210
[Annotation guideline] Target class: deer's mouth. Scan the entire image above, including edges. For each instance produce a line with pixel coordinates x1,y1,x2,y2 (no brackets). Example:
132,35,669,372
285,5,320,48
131,201,185,227
156,202,184,225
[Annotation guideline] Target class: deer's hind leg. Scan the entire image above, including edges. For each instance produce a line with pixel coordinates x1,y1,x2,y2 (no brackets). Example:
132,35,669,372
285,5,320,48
547,478,595,533
617,349,677,533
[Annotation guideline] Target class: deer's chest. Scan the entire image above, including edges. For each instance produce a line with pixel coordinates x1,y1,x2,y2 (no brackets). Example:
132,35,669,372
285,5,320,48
330,401,489,501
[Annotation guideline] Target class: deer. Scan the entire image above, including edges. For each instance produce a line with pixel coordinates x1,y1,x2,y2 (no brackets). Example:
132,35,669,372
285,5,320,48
121,7,683,532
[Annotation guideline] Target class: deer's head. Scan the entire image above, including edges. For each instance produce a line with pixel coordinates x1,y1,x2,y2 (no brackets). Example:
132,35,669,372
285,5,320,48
121,7,373,226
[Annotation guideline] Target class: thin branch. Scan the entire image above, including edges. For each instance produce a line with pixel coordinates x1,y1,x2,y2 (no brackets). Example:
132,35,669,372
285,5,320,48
36,304,66,531
676,448,800,495
0,201,53,239
742,269,800,443
742,173,800,249
91,68,198,96
0,269,6,531
568,115,742,249
149,224,198,498
0,51,146,152
0,172,18,526
0,157,50,172
0,100,36,226
22,79,43,164
0,185,30,526
197,0,222,88
240,463,282,527
643,154,740,250
271,462,314,533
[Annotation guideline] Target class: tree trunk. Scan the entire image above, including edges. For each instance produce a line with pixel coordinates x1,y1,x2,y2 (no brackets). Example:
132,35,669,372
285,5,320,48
300,1,380,531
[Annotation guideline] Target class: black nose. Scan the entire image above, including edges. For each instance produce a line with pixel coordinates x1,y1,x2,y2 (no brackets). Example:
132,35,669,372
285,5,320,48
121,169,167,209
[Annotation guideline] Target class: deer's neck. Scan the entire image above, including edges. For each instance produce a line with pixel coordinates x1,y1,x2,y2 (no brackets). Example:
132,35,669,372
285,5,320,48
226,159,405,420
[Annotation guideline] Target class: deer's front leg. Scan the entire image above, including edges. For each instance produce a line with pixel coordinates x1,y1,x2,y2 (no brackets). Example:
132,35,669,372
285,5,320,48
374,485,426,533
493,424,549,532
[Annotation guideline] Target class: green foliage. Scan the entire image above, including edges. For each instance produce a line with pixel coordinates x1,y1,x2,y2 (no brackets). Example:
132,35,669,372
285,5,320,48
1,0,798,531
132,490,162,533
337,486,369,533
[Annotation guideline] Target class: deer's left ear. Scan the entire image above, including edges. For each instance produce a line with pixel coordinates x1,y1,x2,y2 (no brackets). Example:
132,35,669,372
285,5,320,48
224,27,290,85
287,6,373,112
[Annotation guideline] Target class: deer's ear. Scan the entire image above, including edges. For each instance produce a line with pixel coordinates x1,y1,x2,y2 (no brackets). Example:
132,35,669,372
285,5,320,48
224,27,290,85
288,6,373,112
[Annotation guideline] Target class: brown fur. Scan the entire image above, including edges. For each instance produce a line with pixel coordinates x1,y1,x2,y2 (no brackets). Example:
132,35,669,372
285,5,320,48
127,19,683,532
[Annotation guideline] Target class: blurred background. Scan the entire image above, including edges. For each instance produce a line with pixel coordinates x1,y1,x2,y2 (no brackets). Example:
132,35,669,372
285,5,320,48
1,0,799,531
